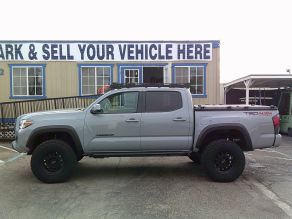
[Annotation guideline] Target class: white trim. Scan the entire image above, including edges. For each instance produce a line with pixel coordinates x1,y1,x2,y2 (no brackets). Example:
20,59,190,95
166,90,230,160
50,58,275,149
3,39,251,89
12,66,44,97
123,68,139,84
80,66,111,95
174,66,205,94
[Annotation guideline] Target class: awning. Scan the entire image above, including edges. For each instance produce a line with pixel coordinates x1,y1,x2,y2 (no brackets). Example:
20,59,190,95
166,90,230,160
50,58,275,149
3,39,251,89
223,74,292,104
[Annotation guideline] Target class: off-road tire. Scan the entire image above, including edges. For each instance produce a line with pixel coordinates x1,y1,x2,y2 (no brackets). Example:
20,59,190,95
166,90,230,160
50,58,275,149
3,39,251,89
31,140,77,183
201,139,245,182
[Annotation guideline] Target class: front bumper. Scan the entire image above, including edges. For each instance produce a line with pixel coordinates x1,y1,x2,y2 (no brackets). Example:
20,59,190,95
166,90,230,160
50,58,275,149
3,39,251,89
11,140,28,153
273,134,282,147
11,128,32,153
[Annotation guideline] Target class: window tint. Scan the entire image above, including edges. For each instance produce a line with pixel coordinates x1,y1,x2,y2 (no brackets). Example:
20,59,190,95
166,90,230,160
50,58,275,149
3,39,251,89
99,92,139,114
145,91,182,112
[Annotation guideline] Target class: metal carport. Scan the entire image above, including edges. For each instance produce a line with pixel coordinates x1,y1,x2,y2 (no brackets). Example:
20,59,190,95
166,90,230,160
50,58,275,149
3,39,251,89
224,74,292,104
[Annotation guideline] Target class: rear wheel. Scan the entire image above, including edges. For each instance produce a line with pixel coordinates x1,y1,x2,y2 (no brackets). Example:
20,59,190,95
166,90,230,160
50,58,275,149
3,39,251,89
31,140,77,183
201,139,245,182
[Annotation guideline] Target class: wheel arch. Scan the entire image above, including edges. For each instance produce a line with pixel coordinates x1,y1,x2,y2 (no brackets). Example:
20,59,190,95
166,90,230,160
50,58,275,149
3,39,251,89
195,124,253,152
26,125,84,158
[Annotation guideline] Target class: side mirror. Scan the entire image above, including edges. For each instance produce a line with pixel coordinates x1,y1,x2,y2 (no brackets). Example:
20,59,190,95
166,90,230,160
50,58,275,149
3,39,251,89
90,104,103,114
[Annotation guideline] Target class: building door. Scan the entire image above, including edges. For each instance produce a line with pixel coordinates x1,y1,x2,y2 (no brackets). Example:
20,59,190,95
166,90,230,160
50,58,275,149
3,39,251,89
143,67,163,84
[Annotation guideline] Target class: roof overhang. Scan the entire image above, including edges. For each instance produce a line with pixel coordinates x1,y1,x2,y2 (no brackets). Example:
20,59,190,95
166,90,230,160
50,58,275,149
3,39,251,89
224,74,292,89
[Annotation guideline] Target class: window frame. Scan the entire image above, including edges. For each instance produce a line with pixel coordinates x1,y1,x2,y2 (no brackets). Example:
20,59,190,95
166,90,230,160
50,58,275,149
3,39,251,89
9,64,46,99
172,63,207,98
124,69,140,84
97,91,140,114
78,64,113,96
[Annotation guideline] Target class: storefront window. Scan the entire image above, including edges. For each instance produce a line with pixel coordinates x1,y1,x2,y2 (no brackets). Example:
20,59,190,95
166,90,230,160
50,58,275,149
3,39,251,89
80,66,111,95
11,66,44,97
174,65,205,95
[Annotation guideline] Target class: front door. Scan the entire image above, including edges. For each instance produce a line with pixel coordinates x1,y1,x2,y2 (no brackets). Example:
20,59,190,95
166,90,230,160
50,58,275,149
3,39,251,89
84,91,141,152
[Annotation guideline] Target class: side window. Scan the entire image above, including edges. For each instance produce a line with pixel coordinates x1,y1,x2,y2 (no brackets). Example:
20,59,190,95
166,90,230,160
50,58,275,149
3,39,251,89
145,91,182,112
99,92,139,114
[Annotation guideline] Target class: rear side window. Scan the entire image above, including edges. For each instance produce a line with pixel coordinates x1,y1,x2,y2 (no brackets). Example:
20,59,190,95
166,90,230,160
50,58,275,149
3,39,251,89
145,91,182,112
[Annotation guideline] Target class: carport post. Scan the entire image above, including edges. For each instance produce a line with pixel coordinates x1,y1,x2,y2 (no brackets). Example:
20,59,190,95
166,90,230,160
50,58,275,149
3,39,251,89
244,79,254,105
224,86,232,104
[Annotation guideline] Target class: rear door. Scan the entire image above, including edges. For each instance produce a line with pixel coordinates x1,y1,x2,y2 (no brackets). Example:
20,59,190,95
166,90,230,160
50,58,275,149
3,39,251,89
140,91,192,151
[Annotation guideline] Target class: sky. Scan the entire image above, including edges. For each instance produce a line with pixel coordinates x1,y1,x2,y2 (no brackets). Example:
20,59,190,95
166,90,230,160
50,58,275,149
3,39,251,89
1,0,291,83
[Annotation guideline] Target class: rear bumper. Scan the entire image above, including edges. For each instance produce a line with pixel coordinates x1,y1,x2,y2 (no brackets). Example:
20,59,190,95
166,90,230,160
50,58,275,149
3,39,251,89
273,134,282,147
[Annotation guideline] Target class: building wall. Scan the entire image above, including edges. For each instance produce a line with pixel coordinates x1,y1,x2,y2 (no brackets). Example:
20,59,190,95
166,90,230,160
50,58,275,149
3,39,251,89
0,42,220,104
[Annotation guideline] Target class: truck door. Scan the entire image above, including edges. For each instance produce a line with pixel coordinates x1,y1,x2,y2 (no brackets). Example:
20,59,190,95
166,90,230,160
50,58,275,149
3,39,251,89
140,91,192,151
84,91,141,152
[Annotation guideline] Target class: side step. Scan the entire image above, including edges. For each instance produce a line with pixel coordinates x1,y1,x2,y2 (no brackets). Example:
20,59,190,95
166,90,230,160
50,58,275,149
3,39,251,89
86,151,190,158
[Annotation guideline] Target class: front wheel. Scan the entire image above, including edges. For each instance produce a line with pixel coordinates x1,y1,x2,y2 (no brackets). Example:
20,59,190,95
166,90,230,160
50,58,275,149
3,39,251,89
201,140,245,182
31,140,77,183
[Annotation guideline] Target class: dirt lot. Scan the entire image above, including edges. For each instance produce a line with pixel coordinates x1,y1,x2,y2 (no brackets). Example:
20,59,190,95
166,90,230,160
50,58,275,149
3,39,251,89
0,137,292,219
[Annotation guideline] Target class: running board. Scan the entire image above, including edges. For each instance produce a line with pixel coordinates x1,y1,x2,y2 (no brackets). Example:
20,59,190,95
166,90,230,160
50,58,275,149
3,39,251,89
86,151,190,158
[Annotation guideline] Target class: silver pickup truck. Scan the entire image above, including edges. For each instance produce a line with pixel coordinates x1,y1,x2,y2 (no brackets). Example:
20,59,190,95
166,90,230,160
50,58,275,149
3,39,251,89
12,85,281,183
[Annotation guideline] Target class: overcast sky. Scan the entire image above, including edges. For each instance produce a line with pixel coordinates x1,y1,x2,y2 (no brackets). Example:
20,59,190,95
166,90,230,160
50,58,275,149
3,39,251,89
1,0,291,82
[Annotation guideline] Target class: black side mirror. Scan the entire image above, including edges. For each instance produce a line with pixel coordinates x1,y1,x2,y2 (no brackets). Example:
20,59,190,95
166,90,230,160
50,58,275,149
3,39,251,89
90,104,103,114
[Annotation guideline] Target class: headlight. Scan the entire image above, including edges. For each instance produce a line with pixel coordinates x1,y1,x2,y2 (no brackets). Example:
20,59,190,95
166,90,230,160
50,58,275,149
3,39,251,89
19,120,33,129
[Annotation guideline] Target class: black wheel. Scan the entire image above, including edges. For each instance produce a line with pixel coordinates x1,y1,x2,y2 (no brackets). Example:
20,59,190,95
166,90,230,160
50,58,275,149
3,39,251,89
288,128,292,137
188,152,201,164
201,139,245,182
31,140,77,183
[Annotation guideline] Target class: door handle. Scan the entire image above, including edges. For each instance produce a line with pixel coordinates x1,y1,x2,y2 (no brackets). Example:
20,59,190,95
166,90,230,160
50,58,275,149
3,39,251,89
173,117,186,121
125,118,139,122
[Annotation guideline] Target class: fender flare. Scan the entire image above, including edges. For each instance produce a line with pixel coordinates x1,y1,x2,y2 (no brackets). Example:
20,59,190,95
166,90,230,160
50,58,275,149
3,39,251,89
26,125,84,157
195,123,253,151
